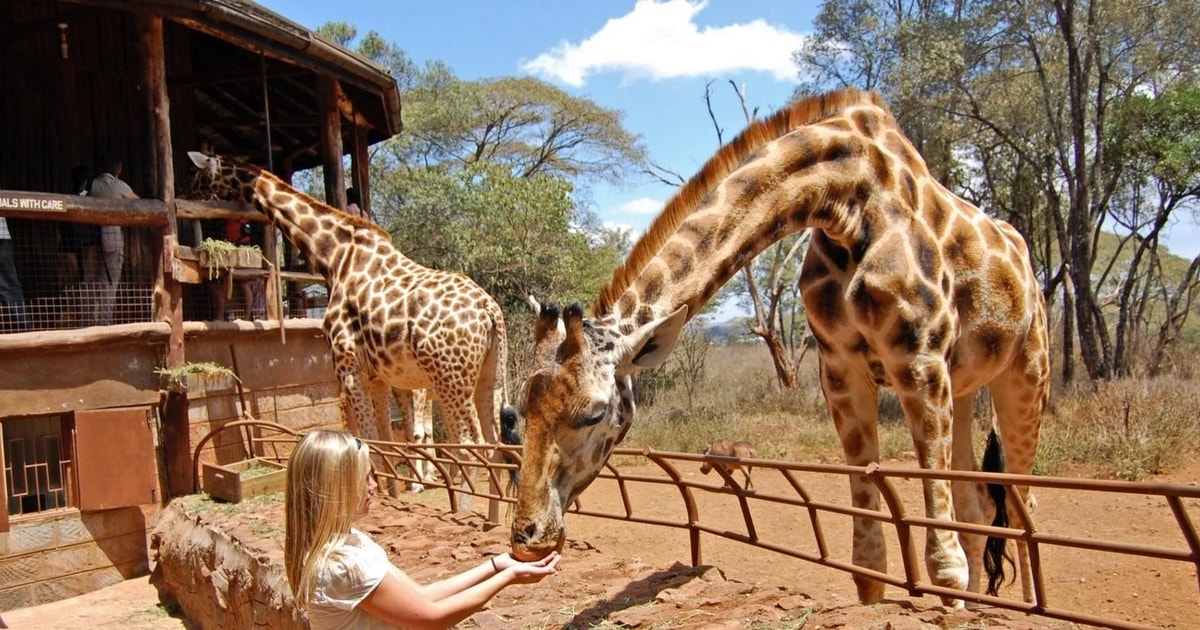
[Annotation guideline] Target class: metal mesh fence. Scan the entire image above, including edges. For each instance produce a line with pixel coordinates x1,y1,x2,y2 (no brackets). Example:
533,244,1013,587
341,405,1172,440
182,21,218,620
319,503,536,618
0,215,327,332
2,223,156,333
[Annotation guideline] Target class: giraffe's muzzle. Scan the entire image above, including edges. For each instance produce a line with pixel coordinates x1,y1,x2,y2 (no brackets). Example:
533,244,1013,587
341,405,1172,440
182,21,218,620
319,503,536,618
510,519,565,561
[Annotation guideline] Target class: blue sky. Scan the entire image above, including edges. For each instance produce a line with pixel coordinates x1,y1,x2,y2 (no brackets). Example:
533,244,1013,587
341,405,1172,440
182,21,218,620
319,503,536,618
257,0,819,240
261,0,1199,274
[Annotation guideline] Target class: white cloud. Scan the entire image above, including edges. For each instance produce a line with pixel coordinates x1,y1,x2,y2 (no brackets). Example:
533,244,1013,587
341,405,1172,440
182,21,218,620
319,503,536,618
601,218,637,233
598,197,665,242
522,0,807,87
613,196,664,215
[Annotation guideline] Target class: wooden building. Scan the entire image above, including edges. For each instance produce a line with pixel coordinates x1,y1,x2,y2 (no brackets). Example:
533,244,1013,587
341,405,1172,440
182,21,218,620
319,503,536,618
0,0,401,608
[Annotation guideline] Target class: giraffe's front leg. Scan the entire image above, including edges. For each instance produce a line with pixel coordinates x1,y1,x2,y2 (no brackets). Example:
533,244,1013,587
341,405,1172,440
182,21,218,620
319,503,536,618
395,388,434,493
330,338,377,440
899,370,969,607
822,363,888,604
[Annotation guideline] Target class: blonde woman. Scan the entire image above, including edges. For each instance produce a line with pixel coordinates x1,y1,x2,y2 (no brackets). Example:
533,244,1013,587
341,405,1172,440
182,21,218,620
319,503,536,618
285,430,560,629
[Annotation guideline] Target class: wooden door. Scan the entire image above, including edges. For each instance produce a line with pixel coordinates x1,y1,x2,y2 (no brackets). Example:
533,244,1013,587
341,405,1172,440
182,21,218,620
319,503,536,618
74,407,158,510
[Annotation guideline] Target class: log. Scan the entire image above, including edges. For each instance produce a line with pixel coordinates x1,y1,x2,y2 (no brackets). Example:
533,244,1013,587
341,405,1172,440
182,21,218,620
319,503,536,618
0,319,325,353
0,191,168,226
317,75,345,209
176,199,267,223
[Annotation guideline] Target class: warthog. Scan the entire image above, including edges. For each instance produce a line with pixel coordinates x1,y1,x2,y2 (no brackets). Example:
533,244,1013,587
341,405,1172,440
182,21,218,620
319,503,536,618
699,439,758,490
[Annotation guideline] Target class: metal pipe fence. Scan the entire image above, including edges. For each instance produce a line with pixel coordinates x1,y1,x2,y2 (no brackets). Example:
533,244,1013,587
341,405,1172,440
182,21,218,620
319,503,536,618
194,421,1200,630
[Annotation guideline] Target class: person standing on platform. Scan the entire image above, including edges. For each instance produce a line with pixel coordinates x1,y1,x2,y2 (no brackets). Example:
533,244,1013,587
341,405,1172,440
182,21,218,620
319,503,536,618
0,216,29,332
87,156,137,325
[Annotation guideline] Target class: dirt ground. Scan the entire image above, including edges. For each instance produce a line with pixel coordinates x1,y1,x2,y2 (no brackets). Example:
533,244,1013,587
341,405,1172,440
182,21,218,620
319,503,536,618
5,456,1199,629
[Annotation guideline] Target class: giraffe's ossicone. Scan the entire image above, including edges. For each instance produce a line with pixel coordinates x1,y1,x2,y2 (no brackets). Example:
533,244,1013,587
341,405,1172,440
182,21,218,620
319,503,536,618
509,88,1049,608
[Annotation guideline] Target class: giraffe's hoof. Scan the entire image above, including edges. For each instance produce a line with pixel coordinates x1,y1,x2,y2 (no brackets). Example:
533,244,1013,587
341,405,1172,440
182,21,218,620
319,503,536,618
854,577,885,604
408,482,426,494
939,596,966,609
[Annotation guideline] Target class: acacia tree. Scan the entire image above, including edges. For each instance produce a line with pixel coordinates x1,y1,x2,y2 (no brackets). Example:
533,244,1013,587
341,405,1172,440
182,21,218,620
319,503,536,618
316,23,648,315
1105,85,1200,375
794,0,1200,381
952,0,1200,380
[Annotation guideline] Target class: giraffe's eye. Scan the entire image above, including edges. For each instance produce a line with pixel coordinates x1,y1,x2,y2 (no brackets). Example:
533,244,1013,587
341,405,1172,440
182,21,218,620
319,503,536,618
574,411,605,429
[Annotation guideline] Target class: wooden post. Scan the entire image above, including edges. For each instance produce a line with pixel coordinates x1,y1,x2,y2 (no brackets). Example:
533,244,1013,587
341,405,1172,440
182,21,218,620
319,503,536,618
139,13,189,500
317,75,346,209
263,223,280,321
351,123,371,219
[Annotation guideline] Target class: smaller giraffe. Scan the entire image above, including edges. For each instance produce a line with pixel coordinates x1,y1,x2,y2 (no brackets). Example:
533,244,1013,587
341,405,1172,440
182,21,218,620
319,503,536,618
186,152,512,490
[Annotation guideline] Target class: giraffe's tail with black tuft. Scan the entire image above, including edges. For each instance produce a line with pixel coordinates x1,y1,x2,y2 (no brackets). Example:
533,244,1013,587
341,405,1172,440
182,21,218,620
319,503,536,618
982,428,1015,596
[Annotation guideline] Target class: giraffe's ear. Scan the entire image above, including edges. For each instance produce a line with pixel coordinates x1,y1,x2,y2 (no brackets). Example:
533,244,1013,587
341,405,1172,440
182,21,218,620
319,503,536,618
186,147,212,166
619,304,689,373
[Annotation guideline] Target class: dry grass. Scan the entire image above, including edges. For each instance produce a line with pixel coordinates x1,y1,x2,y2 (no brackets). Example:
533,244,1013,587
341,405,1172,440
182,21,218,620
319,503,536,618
1039,377,1200,479
623,343,1200,480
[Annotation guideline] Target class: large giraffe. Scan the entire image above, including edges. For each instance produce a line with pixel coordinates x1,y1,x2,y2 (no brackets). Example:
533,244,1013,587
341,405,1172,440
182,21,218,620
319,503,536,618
186,152,511,467
508,89,1050,606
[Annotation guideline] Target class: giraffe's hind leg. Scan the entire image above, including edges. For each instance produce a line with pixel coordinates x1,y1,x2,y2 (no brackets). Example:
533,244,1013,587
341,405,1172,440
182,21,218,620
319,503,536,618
987,344,1049,604
433,384,485,512
395,388,435,493
950,391,991,601
473,349,509,521
367,378,400,497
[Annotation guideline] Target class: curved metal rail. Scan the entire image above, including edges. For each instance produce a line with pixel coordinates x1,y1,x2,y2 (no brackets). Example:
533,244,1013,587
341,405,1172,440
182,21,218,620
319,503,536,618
191,427,1199,630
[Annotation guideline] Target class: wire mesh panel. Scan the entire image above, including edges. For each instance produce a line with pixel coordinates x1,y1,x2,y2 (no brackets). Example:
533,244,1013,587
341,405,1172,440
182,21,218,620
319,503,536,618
2,221,156,333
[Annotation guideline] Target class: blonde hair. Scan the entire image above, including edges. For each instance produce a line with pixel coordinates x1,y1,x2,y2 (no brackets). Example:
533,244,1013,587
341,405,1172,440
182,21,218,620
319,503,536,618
284,430,372,609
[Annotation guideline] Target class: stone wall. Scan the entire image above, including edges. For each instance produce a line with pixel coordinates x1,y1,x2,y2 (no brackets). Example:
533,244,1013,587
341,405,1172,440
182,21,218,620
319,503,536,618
0,505,155,610
184,327,343,471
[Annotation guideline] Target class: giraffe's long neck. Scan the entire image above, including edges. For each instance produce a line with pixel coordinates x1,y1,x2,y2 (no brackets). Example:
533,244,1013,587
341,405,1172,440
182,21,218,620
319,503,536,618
240,167,394,279
602,100,913,326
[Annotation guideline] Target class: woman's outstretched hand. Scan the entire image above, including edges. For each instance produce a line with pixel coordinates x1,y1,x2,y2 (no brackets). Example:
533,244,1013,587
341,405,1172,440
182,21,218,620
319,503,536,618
494,551,561,584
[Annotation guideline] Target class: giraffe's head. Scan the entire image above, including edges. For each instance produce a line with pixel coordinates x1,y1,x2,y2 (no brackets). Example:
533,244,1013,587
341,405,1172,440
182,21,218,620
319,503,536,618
184,151,257,203
510,299,687,561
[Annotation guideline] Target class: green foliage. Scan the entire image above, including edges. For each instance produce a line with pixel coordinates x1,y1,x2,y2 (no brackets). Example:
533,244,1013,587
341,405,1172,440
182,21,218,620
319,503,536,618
316,23,648,316
155,361,239,393
377,162,618,314
1107,84,1200,194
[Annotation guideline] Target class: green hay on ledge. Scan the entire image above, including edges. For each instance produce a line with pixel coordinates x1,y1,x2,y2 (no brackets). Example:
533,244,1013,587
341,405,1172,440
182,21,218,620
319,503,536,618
156,361,240,393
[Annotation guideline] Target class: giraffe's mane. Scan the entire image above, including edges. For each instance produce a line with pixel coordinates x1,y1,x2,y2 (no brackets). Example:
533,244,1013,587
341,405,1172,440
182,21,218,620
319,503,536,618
593,87,889,315
250,167,392,238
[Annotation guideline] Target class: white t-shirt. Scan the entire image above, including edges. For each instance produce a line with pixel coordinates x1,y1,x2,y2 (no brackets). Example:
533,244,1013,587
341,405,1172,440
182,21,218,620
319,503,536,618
306,528,402,630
